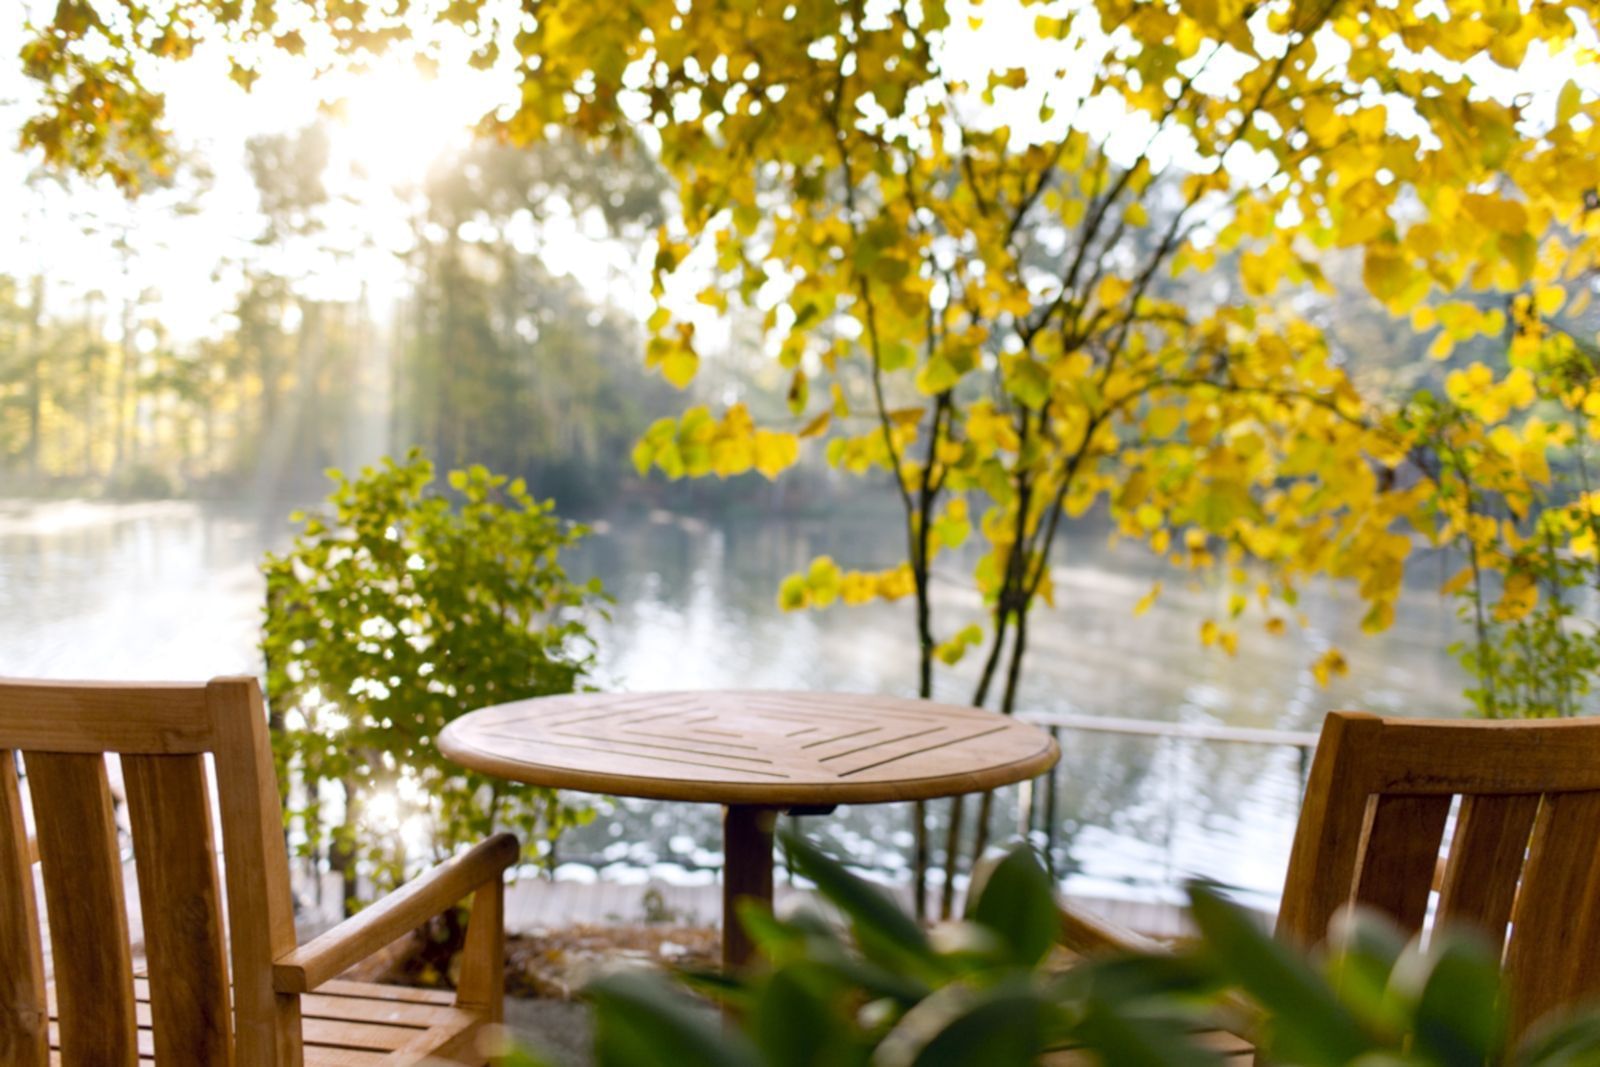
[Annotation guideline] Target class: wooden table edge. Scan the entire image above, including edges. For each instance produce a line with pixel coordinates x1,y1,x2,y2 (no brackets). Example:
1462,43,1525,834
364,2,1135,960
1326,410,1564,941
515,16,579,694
437,726,1060,807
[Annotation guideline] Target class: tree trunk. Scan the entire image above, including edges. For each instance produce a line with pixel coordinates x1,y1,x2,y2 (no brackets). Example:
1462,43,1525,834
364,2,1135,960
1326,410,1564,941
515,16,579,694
970,604,1030,870
912,550,935,922
333,777,361,918
80,302,100,480
112,299,135,477
23,277,44,481
941,605,1012,918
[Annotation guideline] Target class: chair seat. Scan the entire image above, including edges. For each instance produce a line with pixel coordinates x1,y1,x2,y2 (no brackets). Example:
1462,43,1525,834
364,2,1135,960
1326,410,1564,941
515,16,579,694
48,976,485,1065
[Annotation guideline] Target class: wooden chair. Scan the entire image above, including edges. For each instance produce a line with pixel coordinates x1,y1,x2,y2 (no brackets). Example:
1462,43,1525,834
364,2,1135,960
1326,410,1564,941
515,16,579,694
0,676,517,1066
1059,710,1600,1053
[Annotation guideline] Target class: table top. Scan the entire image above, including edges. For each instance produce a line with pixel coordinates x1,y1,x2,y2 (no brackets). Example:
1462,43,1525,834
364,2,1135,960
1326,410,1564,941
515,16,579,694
438,689,1060,807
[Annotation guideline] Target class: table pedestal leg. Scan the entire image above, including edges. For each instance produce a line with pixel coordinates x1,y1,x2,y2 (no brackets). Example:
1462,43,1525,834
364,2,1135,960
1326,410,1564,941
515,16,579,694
722,805,776,971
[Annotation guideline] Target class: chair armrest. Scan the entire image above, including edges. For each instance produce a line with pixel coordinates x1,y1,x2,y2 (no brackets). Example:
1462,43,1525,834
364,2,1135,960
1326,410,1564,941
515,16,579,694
1058,900,1169,957
273,832,518,994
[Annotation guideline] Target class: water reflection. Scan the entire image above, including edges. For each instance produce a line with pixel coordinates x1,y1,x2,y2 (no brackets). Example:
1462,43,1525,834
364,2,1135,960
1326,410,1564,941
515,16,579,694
0,498,1467,905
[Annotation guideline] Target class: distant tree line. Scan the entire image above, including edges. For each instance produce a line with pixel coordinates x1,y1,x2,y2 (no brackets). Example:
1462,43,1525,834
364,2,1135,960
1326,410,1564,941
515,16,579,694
0,128,698,508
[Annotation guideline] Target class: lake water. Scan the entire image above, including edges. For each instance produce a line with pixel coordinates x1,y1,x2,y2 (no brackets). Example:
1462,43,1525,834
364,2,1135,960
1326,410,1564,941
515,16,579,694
0,496,1469,910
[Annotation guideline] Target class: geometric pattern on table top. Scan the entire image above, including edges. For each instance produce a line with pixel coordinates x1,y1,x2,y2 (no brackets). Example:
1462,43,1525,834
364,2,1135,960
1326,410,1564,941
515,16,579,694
449,689,1056,788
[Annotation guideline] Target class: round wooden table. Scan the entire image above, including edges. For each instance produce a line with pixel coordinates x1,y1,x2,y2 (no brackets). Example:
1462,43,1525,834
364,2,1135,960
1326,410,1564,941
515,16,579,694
438,689,1060,967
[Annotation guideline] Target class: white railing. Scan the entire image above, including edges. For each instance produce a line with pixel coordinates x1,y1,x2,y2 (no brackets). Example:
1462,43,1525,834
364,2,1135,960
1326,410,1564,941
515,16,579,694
1016,711,1321,879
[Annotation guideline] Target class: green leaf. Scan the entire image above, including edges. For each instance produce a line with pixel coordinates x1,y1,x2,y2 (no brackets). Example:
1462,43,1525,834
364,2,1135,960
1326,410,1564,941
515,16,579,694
1006,360,1050,410
1071,997,1227,1067
967,845,1058,967
1187,883,1371,1066
879,341,915,372
781,830,937,972
1498,232,1538,286
734,898,810,962
1052,950,1218,1006
1324,908,1408,1032
585,969,761,1067
675,966,756,1014
752,965,865,1067
1399,929,1504,1065
876,979,1057,1067
916,355,960,395
262,450,602,902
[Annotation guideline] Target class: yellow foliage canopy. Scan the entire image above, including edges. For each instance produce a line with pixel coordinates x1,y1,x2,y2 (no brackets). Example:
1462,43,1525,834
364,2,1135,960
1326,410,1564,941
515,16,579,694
24,0,1600,692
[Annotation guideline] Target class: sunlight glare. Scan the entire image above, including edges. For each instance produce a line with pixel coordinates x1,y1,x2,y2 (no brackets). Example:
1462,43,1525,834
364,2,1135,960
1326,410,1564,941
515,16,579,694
330,60,484,186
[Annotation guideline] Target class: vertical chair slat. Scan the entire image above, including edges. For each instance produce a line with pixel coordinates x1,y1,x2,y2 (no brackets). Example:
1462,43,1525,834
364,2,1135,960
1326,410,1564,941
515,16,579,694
209,677,304,1066
1437,793,1540,954
1276,713,1384,947
1563,851,1600,1016
1352,793,1453,934
0,753,47,1066
1505,791,1600,1038
25,751,138,1066
124,754,234,1065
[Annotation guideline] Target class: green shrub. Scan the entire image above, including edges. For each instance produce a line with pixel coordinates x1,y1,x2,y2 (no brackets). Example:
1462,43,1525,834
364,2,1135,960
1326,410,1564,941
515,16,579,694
262,449,604,901
580,834,1600,1066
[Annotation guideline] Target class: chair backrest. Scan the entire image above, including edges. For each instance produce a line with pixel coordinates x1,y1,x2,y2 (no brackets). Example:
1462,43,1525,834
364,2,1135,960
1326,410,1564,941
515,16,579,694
1279,710,1600,1036
0,676,302,1066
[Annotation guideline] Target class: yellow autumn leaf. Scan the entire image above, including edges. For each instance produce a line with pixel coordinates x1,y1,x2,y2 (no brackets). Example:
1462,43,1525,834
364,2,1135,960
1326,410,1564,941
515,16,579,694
875,564,917,601
660,346,698,388
806,555,841,608
630,438,653,477
1494,572,1538,621
798,410,831,438
1558,79,1582,125
1361,600,1395,634
840,571,877,605
710,434,755,477
1036,566,1056,608
1536,285,1567,317
886,406,925,427
777,574,808,611
1440,567,1474,596
1362,246,1414,304
1311,649,1349,687
1096,274,1131,309
934,623,985,666
752,431,799,479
